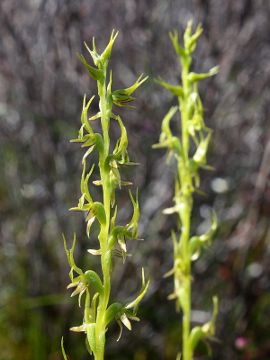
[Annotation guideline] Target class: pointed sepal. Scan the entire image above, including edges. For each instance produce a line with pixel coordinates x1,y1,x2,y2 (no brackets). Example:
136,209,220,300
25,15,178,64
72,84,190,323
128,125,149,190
112,74,148,107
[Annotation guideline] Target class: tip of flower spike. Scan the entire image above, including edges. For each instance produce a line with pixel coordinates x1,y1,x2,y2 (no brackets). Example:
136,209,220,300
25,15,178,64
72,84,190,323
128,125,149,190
187,19,193,28
100,29,119,63
185,19,193,36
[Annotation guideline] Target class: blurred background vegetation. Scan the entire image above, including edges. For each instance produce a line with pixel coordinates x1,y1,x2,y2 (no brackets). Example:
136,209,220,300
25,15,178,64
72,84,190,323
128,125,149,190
0,0,270,359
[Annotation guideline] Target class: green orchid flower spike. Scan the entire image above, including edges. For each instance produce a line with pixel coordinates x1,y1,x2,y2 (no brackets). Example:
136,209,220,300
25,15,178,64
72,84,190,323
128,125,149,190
154,21,219,359
63,30,149,360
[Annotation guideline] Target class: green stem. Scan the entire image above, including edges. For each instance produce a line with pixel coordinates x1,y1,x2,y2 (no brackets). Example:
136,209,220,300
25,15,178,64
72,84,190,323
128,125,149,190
181,206,191,360
178,59,193,360
158,24,218,360
95,68,112,360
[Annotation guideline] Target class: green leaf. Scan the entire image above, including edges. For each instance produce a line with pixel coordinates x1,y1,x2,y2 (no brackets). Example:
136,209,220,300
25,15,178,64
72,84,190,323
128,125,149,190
188,66,219,82
156,77,183,97
78,54,104,81
109,225,132,249
92,202,106,225
94,133,104,154
84,270,104,295
189,326,204,352
105,302,124,326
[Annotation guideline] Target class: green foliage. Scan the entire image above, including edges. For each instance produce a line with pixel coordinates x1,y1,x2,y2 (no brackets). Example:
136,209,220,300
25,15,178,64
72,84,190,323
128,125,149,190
63,30,149,359
154,21,219,359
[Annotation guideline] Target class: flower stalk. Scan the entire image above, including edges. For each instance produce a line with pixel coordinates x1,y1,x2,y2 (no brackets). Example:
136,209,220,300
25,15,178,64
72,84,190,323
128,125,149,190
154,21,219,359
63,30,149,359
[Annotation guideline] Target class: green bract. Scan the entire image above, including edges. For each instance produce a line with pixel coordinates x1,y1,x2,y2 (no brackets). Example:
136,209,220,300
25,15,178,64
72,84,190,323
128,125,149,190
154,21,218,359
63,30,149,360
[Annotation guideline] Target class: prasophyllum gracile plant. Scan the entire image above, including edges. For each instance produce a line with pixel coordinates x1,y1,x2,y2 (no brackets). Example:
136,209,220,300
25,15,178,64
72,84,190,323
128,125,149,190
154,22,219,359
62,30,150,360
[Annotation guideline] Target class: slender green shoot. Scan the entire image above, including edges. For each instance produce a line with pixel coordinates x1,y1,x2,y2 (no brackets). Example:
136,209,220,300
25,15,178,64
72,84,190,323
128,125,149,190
63,30,149,360
154,21,219,359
